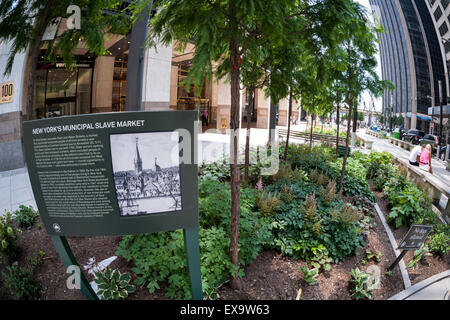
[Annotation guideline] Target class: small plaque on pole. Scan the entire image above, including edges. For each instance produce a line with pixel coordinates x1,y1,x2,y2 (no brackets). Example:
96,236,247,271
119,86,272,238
397,224,433,251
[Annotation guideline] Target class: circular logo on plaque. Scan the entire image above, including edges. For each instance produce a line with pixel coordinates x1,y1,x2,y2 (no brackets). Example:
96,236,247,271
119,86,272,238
53,223,61,233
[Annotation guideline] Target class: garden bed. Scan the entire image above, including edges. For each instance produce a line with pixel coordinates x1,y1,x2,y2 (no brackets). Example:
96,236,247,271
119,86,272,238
374,191,450,287
1,146,448,301
0,205,406,301
217,198,405,300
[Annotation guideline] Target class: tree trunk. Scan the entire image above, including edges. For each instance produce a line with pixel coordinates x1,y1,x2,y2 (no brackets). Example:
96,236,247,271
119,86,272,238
244,86,255,184
26,1,53,121
229,35,242,290
310,114,314,148
339,93,353,193
352,100,358,147
284,87,293,161
336,104,340,155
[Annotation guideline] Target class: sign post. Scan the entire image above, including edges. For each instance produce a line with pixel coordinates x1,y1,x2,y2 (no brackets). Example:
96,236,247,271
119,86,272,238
387,224,433,272
23,111,203,300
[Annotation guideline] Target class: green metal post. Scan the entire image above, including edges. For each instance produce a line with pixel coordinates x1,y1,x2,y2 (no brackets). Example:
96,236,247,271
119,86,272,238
183,227,203,300
50,235,98,300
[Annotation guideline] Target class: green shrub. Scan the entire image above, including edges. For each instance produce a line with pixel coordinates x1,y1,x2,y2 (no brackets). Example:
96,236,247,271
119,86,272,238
199,160,229,181
116,179,271,299
366,152,393,179
386,185,434,228
1,251,44,300
13,205,38,229
0,211,22,261
427,232,450,256
268,179,365,262
93,268,135,300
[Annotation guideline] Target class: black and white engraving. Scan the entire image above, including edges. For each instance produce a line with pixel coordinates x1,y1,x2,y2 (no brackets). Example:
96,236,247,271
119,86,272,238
110,132,182,216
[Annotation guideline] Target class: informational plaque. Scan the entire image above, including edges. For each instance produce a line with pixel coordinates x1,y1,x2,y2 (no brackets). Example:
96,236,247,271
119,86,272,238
0,82,14,104
397,224,433,251
23,111,199,236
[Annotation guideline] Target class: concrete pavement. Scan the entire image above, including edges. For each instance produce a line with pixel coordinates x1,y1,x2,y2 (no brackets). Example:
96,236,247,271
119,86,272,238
356,130,450,190
0,166,36,216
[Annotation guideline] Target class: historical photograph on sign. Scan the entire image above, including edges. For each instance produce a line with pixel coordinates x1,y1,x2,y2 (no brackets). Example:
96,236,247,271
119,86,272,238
110,131,182,216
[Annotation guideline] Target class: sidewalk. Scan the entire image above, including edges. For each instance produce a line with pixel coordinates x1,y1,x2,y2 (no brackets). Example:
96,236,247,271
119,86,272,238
0,166,36,216
356,130,450,191
389,270,450,300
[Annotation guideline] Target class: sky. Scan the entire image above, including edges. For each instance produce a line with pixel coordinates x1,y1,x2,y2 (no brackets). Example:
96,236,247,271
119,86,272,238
356,0,383,113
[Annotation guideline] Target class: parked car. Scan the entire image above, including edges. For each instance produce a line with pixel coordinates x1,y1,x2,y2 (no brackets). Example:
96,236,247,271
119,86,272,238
419,134,439,149
419,135,448,159
402,129,425,144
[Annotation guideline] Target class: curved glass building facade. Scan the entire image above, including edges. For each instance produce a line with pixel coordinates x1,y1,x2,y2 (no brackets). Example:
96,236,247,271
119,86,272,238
370,0,448,131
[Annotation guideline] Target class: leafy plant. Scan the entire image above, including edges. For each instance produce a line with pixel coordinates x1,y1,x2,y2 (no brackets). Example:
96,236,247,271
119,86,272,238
310,245,332,272
0,211,22,261
199,160,229,182
387,185,434,228
299,264,319,286
407,245,432,270
349,268,377,300
1,251,45,300
427,232,450,256
93,268,135,300
13,205,38,229
361,248,382,265
116,178,271,299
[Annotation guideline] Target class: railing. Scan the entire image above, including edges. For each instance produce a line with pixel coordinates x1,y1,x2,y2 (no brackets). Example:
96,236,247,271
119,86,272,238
278,128,347,146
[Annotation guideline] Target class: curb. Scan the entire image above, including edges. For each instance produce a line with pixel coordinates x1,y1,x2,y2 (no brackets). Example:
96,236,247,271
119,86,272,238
373,203,411,289
388,270,450,300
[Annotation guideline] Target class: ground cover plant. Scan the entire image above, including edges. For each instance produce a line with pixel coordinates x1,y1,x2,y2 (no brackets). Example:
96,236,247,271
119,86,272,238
12,205,38,230
116,178,272,299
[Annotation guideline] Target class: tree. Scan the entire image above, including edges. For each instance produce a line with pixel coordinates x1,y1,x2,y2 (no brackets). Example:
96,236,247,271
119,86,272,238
335,1,394,193
0,0,131,120
141,0,363,290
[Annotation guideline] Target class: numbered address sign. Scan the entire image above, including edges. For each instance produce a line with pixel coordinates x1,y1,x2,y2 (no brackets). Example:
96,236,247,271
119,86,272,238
0,82,14,104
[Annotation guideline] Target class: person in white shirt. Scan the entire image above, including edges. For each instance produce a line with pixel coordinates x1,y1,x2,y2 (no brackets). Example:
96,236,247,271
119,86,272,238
409,144,424,166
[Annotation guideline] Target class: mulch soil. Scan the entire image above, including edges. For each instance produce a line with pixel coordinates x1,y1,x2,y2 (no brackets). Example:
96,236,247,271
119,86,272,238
0,190,448,300
374,191,450,286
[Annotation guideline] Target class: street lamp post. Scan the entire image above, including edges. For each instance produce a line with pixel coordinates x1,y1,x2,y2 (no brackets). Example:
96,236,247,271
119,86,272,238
438,80,443,158
389,91,393,134
426,95,434,135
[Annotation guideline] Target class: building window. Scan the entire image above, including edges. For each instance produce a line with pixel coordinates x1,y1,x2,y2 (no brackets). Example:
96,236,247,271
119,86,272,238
439,22,449,36
434,6,443,21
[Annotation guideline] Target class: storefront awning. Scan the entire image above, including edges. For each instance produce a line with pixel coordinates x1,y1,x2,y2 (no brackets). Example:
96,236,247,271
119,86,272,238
428,105,450,117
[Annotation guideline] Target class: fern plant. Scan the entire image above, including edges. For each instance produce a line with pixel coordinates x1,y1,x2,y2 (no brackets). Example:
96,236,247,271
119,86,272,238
93,268,135,300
